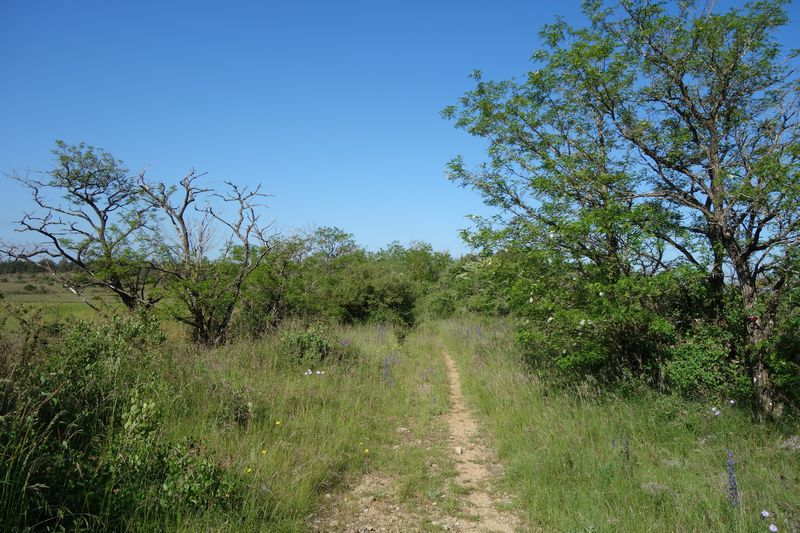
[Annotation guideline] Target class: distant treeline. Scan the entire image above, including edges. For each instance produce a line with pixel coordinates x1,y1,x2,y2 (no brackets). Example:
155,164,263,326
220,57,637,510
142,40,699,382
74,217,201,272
0,259,80,274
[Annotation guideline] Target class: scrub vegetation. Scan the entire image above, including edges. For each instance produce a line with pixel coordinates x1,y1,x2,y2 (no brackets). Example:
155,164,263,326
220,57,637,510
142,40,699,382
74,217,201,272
1,0,799,531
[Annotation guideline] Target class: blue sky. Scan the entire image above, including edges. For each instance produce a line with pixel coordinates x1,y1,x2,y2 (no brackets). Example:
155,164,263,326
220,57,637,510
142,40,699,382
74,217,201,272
2,0,798,255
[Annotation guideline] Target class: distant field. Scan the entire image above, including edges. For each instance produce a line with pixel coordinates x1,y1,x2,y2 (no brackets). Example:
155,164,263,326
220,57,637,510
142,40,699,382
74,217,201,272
0,273,128,327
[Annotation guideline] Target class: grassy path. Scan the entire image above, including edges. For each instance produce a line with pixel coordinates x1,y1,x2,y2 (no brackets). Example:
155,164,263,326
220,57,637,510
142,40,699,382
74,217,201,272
310,326,524,532
442,350,522,533
436,317,800,533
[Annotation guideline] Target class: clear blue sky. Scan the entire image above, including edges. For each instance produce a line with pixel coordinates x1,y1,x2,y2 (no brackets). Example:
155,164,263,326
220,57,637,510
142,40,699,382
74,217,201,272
2,0,798,255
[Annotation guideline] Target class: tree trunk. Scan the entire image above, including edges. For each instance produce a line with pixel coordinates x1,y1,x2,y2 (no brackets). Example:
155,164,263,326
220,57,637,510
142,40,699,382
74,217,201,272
741,282,780,420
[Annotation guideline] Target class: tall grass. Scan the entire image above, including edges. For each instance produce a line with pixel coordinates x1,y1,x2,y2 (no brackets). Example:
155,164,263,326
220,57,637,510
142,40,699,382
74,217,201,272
0,313,455,532
139,321,454,531
435,316,800,533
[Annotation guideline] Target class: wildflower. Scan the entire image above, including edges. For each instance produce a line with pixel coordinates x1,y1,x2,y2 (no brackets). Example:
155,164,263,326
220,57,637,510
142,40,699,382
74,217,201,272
275,420,282,426
261,449,267,455
598,291,604,297
364,448,369,454
245,467,253,473
546,316,554,323
726,450,739,507
729,399,736,406
528,296,534,303
711,407,721,416
579,319,586,326
761,510,771,518
769,525,778,532
304,369,312,376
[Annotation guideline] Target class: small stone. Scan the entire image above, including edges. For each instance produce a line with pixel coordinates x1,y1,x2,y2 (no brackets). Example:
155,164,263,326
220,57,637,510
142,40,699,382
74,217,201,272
455,446,464,455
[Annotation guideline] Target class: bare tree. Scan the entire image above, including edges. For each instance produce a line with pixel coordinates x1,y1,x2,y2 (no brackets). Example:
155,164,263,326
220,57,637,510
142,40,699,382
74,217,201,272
138,171,272,345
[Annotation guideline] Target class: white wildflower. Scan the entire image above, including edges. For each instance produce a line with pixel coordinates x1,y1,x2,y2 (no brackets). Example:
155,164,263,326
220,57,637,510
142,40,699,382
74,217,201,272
769,524,778,532
761,510,771,519
547,316,554,323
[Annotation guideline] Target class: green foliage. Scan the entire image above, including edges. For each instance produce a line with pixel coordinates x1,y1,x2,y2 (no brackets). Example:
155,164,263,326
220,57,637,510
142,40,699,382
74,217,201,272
280,324,334,363
664,325,750,400
444,0,800,414
278,323,358,364
234,237,453,339
0,314,238,531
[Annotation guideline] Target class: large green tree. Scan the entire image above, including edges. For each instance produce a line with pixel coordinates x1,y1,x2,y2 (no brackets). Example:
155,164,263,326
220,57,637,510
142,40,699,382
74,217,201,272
446,0,799,416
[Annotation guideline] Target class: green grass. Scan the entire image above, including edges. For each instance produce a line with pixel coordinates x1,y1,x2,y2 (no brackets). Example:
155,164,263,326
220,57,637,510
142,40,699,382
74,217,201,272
434,316,800,533
5,289,797,531
0,273,118,325
133,322,455,532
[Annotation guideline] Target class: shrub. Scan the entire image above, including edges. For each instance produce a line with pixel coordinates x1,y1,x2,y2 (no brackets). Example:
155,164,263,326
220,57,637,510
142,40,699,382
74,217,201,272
0,314,238,531
278,323,358,364
280,324,333,363
663,325,751,400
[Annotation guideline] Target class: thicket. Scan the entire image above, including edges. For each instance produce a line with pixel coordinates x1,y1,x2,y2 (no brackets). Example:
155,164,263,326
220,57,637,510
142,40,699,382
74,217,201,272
0,309,239,531
235,236,452,336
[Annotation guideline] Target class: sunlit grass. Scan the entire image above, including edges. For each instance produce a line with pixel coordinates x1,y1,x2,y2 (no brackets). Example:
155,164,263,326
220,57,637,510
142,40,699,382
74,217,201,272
435,316,800,533
129,322,455,531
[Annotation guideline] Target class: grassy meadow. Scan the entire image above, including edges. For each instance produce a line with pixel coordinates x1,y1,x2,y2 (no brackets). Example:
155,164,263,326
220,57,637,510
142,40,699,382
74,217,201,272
2,280,799,532
1,280,458,531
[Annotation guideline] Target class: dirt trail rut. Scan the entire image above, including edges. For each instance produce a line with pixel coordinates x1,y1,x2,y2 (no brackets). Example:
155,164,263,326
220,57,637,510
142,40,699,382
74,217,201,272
442,351,520,533
311,350,522,532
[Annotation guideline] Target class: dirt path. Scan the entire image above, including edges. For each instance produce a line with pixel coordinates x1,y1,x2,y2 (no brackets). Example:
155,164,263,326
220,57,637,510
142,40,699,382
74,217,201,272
311,350,522,532
441,351,520,533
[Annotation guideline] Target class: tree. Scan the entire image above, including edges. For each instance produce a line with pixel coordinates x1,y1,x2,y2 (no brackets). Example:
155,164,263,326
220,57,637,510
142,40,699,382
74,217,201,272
2,141,159,311
445,0,799,416
138,172,272,345
307,226,358,261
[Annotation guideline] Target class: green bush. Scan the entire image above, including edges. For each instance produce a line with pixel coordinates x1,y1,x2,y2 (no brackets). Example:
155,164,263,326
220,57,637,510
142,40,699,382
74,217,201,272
0,314,239,531
663,325,750,399
279,324,334,363
278,323,359,364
